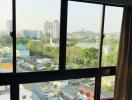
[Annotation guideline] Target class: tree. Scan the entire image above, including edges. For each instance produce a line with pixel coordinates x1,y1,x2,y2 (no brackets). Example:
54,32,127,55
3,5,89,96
0,36,12,46
16,37,28,45
83,48,98,67
44,62,51,68
102,44,118,66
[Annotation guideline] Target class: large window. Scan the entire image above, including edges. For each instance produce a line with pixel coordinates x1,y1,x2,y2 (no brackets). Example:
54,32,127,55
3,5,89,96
0,0,124,100
102,6,123,67
0,85,10,100
101,76,115,99
20,78,95,100
66,2,102,69
0,0,12,73
16,0,61,72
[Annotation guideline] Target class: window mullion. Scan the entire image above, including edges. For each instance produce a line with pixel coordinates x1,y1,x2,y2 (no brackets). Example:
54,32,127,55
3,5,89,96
11,83,19,100
12,0,16,73
98,5,105,69
94,4,106,100
11,0,19,100
59,0,68,71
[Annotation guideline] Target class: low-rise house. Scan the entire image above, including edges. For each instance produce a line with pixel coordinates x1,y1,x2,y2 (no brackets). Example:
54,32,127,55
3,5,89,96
16,44,30,58
20,84,32,100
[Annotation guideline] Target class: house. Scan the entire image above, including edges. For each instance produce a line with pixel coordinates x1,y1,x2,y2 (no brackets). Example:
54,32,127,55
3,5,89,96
16,44,30,58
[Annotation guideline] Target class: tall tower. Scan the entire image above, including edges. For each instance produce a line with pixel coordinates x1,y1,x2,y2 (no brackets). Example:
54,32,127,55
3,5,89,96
44,21,53,35
6,20,12,32
53,20,60,39
44,21,53,44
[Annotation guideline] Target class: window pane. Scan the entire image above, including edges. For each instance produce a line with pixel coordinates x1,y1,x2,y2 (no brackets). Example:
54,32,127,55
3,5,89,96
16,0,60,72
101,76,115,99
66,1,102,69
0,0,13,73
102,6,123,67
0,85,10,100
20,78,95,100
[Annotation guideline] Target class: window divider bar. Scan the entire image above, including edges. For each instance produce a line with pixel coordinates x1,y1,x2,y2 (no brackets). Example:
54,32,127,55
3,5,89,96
94,75,102,100
59,0,68,71
94,5,106,100
11,0,19,100
0,67,115,85
12,0,16,74
11,83,19,100
98,5,105,69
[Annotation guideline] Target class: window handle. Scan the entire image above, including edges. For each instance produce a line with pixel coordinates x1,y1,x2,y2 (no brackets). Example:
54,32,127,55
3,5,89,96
102,34,105,39
10,32,13,38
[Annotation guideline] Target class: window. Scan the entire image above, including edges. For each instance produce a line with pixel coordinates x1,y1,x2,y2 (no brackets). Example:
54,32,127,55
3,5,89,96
0,85,10,100
101,76,115,99
20,78,95,100
66,1,102,69
16,0,61,72
0,0,12,73
102,6,123,67
0,0,124,100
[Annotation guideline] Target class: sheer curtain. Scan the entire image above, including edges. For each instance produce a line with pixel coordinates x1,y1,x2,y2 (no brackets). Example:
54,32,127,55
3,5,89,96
114,6,132,100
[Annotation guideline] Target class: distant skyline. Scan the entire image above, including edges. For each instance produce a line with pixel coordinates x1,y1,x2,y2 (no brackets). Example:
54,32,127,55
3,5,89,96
0,0,123,33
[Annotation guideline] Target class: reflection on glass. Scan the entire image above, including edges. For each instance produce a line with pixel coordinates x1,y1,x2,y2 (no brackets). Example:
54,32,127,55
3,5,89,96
16,0,60,72
101,76,115,99
102,6,123,66
0,86,10,100
0,0,12,73
66,1,102,69
20,78,95,100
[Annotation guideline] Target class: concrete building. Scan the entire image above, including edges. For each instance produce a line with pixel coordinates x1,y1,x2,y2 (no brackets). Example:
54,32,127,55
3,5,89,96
58,87,77,100
16,44,30,58
53,20,60,39
0,57,12,72
6,20,12,32
20,84,32,100
0,86,10,100
19,30,42,39
44,21,53,35
44,20,60,43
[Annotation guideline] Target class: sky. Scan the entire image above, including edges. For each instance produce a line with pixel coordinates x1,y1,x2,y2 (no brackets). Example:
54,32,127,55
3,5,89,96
0,0,123,33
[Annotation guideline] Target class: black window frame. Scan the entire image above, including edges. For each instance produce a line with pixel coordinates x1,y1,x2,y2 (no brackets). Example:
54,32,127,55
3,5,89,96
0,0,125,100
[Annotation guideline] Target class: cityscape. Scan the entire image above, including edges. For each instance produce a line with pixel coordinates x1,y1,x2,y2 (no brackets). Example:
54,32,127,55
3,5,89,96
0,19,118,100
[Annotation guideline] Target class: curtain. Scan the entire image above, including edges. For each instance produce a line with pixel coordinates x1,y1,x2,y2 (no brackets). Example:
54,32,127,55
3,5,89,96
114,6,132,100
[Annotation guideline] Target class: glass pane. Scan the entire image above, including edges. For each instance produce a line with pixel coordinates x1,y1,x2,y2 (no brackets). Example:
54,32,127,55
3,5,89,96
16,0,60,72
102,6,123,67
66,1,102,69
101,76,115,99
20,78,95,100
0,85,10,100
0,0,13,73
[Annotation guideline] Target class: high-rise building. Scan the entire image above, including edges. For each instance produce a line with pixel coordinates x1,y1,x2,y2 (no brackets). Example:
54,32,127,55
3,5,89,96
44,21,53,44
44,20,60,39
44,20,60,44
6,20,12,32
44,21,53,35
53,20,60,39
